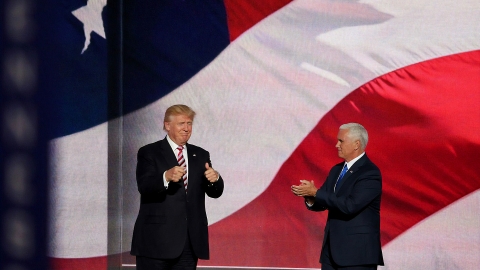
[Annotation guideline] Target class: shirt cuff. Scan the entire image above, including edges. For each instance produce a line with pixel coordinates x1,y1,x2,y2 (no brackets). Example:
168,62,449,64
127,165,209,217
163,171,168,188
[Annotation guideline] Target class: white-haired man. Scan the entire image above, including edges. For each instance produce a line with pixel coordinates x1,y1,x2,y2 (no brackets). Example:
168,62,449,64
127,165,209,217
292,123,384,270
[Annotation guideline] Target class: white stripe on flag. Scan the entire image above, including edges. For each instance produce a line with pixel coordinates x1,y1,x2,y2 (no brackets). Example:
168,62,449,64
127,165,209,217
382,190,480,269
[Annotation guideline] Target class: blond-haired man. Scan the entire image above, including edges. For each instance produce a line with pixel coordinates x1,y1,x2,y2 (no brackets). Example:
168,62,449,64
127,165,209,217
131,104,224,269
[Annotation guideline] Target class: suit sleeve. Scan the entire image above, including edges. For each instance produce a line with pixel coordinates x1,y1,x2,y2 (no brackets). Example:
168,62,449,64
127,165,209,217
203,155,224,199
136,146,167,196
314,168,381,215
306,178,328,212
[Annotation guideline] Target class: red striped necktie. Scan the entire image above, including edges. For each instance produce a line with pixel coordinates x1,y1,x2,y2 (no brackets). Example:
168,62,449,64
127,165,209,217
177,146,188,192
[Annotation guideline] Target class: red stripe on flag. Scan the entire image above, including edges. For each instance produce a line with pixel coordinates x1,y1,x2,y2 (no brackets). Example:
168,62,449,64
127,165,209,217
224,0,293,41
200,50,480,268
50,256,106,270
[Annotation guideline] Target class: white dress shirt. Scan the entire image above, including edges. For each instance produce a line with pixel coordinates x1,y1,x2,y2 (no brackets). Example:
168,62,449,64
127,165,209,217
162,135,188,188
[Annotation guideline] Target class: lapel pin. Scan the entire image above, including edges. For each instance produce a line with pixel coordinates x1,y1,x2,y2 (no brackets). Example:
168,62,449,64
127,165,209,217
193,154,196,157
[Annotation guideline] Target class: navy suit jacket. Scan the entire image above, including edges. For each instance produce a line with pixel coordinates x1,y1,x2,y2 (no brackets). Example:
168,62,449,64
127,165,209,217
130,137,224,260
308,154,384,266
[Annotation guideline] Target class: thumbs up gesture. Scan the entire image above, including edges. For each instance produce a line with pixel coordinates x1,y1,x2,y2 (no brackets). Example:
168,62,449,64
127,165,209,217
204,163,219,183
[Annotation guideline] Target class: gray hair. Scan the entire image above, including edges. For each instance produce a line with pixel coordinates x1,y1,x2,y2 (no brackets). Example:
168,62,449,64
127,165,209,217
339,123,368,150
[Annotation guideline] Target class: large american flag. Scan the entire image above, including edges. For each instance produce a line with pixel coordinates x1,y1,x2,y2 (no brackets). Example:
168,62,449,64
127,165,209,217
48,0,480,269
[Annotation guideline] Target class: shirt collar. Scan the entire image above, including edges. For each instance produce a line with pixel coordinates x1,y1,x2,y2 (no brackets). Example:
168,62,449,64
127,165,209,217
345,152,365,169
166,135,187,152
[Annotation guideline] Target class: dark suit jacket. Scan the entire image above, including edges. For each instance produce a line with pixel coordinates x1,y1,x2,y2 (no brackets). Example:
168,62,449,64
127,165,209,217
130,137,224,260
307,154,384,267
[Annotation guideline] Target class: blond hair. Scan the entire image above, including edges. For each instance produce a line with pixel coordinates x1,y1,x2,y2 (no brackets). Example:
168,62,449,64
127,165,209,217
163,104,196,131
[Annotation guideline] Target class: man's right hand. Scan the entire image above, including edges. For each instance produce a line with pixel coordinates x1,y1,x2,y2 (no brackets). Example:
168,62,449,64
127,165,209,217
165,166,186,182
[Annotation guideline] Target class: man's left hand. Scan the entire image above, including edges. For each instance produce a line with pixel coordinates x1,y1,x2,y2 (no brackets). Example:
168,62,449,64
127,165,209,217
204,163,219,183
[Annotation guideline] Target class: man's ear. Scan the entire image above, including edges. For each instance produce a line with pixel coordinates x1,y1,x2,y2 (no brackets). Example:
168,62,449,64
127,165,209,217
164,122,170,131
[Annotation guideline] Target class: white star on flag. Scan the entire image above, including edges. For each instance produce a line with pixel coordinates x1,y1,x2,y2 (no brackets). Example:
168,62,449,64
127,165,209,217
72,0,107,54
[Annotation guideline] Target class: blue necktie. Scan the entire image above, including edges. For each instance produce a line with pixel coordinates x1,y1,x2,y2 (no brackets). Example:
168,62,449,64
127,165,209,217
335,164,348,191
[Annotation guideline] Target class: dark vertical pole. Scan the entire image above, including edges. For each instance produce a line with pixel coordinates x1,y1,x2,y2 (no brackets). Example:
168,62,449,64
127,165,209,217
0,0,49,269
107,0,124,269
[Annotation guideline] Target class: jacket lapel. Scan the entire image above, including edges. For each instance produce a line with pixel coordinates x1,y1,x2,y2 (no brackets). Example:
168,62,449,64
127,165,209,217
335,154,368,192
159,137,179,170
186,143,199,184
